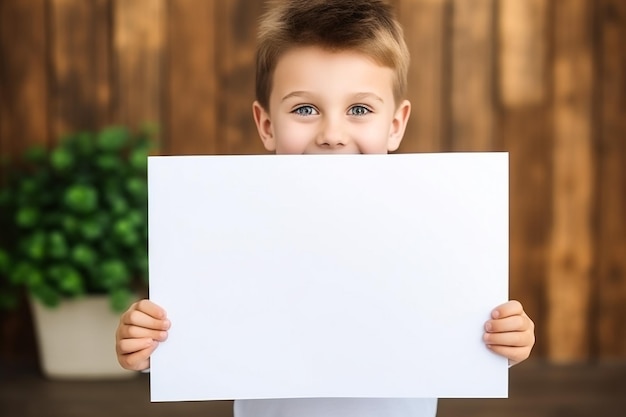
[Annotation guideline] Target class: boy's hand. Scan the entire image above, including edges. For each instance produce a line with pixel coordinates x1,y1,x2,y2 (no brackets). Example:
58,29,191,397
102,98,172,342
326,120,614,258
483,300,535,366
115,299,170,371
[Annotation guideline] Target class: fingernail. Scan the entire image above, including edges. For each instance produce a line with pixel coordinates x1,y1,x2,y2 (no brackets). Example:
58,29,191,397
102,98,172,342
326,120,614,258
485,322,492,332
163,319,171,329
492,310,500,319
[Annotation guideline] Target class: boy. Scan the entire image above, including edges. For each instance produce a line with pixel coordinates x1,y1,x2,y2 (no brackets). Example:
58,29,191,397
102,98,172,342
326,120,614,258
115,1,535,416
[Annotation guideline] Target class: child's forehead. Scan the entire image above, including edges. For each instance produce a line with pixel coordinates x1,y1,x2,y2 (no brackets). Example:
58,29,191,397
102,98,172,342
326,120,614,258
271,45,395,93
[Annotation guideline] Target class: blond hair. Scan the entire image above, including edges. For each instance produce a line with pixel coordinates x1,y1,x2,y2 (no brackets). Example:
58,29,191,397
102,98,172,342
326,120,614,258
255,0,410,110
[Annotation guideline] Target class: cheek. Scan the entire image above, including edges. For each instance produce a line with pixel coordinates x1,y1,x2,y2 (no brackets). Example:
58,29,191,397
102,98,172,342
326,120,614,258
354,122,392,153
273,121,312,154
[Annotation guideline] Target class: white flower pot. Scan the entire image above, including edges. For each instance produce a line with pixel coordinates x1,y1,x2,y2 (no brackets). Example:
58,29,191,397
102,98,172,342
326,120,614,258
30,295,137,380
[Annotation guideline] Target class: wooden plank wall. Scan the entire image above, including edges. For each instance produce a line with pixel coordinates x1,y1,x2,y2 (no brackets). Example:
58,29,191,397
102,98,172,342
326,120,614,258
1,0,625,364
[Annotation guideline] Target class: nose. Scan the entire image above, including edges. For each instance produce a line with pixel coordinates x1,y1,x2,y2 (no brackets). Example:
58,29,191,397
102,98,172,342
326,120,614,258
316,117,347,149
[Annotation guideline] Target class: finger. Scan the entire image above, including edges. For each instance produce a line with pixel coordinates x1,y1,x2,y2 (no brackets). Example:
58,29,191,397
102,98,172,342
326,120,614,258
118,324,169,342
485,314,531,333
486,344,530,365
134,299,168,320
116,337,155,356
483,329,534,348
491,300,523,319
117,342,158,371
122,308,170,332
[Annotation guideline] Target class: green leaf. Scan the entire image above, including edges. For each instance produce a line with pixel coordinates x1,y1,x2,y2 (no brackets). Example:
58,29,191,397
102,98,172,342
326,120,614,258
95,154,121,171
10,262,44,287
50,147,74,172
15,206,39,228
107,194,129,215
80,220,104,240
47,231,68,259
99,260,130,290
125,210,143,227
71,244,97,267
47,264,84,296
61,215,80,235
125,177,147,201
21,232,46,261
64,184,98,213
113,218,140,246
129,148,149,172
31,283,61,308
97,126,129,152
79,213,110,241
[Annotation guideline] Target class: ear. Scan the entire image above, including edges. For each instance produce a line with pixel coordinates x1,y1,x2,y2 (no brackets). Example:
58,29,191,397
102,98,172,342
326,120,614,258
387,99,411,152
252,101,276,152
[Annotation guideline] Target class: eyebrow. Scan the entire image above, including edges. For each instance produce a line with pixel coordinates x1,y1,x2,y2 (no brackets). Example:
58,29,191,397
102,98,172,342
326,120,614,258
352,92,384,103
281,91,385,103
281,91,310,102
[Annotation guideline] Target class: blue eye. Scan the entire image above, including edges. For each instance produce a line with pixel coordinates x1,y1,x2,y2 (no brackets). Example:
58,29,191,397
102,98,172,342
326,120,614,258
292,106,318,116
349,105,371,116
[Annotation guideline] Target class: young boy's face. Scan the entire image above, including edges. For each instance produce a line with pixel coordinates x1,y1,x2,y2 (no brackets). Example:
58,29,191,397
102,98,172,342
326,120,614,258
253,46,411,155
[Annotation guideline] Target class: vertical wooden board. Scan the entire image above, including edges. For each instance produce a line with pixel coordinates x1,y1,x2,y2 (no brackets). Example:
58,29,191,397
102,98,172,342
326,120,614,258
498,0,546,107
49,0,111,138
497,0,550,357
548,0,595,362
0,0,49,158
596,0,626,358
0,0,49,366
449,0,495,151
215,0,267,155
500,107,552,358
396,0,449,153
165,0,218,155
113,0,164,134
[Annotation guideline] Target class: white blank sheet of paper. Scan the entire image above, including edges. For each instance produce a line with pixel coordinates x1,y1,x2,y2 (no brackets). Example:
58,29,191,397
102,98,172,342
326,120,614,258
148,153,509,402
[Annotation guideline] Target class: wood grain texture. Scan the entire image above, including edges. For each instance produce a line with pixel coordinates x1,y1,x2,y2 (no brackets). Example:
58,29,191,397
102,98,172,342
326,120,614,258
396,0,449,153
0,0,49,157
498,0,547,107
548,0,595,362
215,0,266,155
165,0,218,155
113,0,164,133
596,0,626,358
49,0,112,138
449,0,495,151
0,0,49,365
497,0,550,357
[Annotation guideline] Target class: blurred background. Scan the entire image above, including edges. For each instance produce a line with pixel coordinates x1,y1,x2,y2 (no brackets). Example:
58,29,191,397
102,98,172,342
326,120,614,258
0,0,625,416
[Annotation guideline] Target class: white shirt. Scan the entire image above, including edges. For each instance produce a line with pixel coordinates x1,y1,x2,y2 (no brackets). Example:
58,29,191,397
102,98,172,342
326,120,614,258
234,398,438,417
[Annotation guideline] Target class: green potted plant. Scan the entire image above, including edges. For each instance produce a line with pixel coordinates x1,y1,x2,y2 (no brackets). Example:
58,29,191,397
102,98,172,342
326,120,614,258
0,125,154,379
